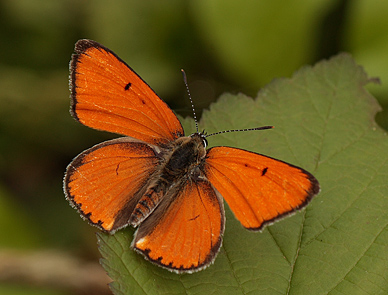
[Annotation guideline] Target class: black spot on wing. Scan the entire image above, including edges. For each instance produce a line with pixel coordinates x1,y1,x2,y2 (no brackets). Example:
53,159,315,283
261,167,268,176
124,82,131,90
189,214,200,221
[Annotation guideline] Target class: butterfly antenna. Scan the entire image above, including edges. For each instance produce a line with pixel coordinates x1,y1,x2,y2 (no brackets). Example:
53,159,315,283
181,69,199,133
205,126,274,138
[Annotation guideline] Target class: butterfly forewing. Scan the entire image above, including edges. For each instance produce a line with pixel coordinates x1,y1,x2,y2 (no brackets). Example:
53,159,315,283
70,39,184,145
203,147,320,230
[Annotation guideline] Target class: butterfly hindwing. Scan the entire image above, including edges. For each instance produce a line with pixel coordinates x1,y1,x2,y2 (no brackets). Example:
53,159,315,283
133,178,225,273
64,137,160,232
70,39,184,145
202,146,320,230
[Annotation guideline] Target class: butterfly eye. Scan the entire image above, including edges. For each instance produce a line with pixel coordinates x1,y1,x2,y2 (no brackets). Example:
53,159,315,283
202,137,208,148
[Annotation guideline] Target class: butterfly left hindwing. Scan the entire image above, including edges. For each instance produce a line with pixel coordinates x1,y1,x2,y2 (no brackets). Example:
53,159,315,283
65,137,160,232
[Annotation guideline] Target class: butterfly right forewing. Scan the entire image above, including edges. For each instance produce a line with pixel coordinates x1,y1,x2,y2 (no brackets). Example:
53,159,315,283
202,146,320,230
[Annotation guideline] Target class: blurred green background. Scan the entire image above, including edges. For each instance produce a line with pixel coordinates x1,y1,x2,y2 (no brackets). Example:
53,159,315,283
0,0,387,294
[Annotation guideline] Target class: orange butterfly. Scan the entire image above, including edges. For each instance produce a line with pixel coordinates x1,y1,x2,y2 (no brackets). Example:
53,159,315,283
64,39,320,273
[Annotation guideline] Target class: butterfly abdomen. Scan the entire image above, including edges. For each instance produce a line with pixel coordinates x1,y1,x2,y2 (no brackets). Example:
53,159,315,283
130,185,165,227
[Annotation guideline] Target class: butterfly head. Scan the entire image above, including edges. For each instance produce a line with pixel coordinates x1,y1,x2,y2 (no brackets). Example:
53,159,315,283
190,131,208,149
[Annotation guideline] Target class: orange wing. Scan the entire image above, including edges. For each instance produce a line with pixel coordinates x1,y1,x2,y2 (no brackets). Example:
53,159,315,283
70,39,184,145
133,179,225,273
64,138,159,232
203,147,320,230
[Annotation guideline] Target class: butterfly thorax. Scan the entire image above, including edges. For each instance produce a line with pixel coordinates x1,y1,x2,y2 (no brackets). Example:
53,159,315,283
163,133,206,182
129,133,207,227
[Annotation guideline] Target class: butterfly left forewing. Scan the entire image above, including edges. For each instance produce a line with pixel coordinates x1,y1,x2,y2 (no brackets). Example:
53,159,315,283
202,146,319,230
133,178,225,273
70,39,184,145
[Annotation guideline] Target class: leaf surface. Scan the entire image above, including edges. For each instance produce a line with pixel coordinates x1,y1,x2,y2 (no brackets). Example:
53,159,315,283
98,54,388,294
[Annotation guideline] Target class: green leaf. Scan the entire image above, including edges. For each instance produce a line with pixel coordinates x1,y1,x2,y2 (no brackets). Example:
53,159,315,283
97,54,388,294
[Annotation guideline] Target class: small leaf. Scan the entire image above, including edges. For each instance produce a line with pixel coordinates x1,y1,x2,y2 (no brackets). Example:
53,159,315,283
98,54,388,294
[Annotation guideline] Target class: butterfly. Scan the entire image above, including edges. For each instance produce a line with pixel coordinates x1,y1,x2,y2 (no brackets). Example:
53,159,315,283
64,39,320,273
